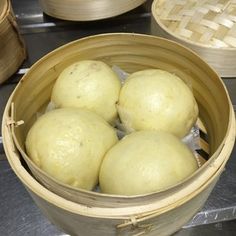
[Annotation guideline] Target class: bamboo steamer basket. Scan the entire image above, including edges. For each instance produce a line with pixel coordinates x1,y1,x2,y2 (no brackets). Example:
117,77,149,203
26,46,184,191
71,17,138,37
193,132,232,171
39,0,146,21
151,0,236,77
2,33,235,236
0,0,26,84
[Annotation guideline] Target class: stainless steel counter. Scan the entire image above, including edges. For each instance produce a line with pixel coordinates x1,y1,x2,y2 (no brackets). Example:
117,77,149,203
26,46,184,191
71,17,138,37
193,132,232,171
0,0,236,235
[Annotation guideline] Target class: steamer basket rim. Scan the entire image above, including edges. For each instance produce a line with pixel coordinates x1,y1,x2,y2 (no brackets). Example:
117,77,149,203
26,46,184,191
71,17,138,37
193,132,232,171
2,33,235,217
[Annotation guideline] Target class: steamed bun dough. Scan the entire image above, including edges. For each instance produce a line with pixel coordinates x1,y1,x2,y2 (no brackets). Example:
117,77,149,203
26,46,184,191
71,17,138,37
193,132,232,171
25,108,118,190
51,60,121,124
99,130,198,195
117,69,199,138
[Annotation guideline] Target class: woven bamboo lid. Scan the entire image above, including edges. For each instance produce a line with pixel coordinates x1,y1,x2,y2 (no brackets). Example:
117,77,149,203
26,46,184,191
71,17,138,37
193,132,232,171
39,0,146,21
152,0,236,77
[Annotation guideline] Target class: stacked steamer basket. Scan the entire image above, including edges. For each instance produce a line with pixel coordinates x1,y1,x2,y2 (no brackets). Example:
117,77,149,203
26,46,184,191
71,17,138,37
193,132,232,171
38,0,146,21
2,33,235,236
0,0,26,84
151,0,236,77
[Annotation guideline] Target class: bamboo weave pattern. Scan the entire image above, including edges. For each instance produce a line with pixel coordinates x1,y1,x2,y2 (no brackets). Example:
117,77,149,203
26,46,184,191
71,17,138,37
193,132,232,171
155,0,236,48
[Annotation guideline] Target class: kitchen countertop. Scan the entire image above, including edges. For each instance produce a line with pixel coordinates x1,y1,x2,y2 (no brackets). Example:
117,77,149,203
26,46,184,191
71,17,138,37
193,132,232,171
0,0,236,235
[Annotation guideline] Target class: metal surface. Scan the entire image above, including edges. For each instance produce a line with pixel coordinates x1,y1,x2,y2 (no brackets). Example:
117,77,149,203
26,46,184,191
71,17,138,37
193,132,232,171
0,0,236,235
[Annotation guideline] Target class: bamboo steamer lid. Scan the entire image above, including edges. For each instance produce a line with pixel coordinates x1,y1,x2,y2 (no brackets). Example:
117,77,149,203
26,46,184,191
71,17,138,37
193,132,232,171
39,0,146,21
151,0,236,77
2,33,236,235
0,0,26,84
